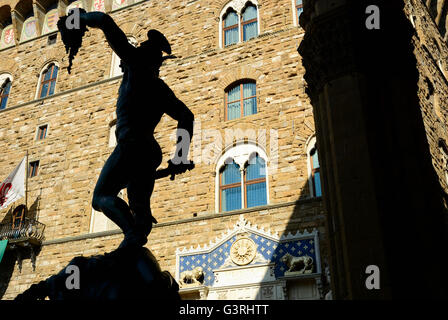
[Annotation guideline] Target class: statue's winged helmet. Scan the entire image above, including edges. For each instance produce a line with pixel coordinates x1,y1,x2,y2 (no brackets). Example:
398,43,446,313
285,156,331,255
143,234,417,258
143,29,171,55
139,29,174,68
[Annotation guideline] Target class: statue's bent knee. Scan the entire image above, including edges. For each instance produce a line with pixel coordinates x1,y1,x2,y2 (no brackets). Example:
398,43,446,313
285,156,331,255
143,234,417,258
92,194,103,212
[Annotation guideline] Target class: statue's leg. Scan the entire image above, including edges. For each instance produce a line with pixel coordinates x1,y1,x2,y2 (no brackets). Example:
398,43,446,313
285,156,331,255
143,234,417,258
92,144,145,246
127,173,155,237
127,140,162,237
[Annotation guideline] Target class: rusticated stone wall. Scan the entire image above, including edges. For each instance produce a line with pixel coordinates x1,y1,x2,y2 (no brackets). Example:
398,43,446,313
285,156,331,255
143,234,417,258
0,0,327,300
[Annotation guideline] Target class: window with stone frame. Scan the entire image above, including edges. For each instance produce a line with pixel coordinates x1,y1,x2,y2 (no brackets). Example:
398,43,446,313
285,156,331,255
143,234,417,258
28,160,39,178
296,0,303,25
11,205,27,238
38,63,58,98
36,124,48,140
219,153,267,212
223,9,239,47
309,147,322,197
220,1,259,48
220,160,242,212
0,77,12,110
244,154,267,208
241,4,258,42
225,80,257,120
307,137,322,198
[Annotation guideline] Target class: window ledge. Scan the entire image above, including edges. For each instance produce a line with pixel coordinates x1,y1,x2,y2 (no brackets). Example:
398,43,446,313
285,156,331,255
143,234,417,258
0,75,122,114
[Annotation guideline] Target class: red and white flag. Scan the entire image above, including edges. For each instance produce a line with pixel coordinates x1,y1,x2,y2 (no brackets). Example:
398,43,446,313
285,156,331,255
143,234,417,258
0,157,26,209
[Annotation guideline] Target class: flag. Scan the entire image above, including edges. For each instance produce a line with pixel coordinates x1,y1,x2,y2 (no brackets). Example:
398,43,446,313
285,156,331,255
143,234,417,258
0,240,7,264
0,157,26,210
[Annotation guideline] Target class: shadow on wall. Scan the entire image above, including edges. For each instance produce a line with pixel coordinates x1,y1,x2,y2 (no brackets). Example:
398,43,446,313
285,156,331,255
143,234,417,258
0,250,16,298
0,196,42,299
256,178,329,300
258,130,329,299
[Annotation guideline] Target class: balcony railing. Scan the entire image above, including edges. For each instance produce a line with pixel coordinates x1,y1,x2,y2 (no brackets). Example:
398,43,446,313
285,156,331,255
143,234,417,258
0,217,45,246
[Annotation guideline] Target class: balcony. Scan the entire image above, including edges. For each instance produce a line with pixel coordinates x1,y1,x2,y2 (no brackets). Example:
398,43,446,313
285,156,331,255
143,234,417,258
0,217,45,271
0,217,45,246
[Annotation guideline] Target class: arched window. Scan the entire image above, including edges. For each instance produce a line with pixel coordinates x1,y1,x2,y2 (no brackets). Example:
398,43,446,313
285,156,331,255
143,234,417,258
217,144,269,212
38,63,58,98
0,77,12,110
242,4,258,41
220,161,242,212
225,81,257,120
220,1,260,48
223,10,239,47
245,155,267,208
296,0,303,25
307,137,322,198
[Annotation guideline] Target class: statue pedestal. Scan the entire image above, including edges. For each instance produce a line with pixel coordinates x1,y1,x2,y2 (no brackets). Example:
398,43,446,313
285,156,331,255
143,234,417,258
15,246,180,300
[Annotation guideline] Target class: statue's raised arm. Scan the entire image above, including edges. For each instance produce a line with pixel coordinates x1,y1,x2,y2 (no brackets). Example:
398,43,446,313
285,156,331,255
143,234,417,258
58,9,135,73
79,11,135,62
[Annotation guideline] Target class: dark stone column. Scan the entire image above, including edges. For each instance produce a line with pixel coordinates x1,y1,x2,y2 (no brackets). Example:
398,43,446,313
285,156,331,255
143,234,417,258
299,0,448,299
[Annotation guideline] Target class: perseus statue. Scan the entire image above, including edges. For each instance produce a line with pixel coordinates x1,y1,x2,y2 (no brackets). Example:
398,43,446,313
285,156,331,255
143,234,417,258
57,9,194,249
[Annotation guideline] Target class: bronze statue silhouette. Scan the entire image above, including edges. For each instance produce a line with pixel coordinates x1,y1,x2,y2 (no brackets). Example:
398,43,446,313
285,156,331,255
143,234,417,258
58,10,194,249
14,246,180,300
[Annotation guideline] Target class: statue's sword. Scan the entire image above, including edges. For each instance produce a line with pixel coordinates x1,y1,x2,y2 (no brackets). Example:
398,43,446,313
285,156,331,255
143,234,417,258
154,162,195,181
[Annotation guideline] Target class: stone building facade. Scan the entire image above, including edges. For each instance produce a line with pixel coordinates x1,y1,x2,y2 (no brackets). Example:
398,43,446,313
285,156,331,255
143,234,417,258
0,0,329,300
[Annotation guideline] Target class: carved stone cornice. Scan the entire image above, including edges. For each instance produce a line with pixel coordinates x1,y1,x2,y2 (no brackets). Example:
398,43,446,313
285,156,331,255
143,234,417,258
298,5,356,99
298,1,410,100
299,0,347,31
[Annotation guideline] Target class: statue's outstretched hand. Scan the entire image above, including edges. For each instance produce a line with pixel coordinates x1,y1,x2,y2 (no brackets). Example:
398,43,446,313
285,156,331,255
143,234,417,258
166,160,195,180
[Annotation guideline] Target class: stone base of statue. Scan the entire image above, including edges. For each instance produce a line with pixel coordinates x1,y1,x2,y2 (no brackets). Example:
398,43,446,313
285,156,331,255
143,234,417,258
14,246,180,300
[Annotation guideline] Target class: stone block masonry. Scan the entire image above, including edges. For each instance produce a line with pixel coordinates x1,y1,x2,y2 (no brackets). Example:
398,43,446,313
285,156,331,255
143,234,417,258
0,0,326,299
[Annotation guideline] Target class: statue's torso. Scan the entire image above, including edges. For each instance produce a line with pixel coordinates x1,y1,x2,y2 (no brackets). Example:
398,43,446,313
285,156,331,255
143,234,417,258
115,61,166,145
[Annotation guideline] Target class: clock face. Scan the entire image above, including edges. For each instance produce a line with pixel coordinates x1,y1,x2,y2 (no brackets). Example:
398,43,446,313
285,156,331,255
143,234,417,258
230,238,256,265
